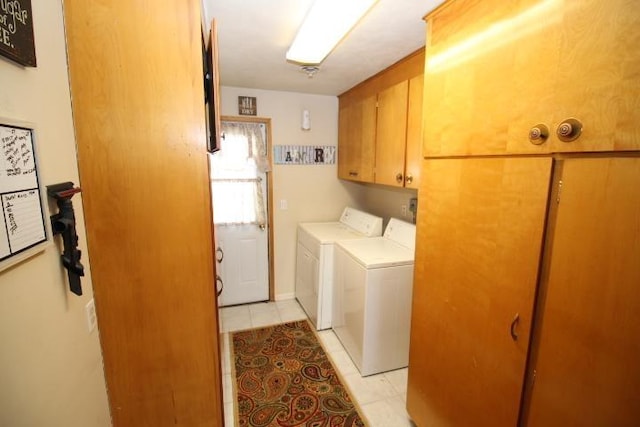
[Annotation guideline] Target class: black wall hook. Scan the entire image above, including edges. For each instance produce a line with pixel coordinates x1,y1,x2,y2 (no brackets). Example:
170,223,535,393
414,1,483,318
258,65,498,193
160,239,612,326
47,182,84,296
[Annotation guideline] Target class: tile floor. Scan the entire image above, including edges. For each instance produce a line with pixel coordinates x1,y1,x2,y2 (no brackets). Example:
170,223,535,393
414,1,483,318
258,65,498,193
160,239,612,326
219,299,415,427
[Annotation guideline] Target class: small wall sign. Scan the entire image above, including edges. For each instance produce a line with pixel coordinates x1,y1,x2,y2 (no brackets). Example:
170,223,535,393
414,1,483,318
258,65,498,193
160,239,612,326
273,145,336,165
0,0,36,67
238,96,257,116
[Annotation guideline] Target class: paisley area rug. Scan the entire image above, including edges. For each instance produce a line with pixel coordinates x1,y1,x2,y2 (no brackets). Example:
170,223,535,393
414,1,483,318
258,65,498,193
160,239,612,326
231,320,367,427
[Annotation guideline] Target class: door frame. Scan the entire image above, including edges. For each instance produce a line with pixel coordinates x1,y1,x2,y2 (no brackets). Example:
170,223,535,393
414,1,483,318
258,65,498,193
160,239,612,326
220,115,275,301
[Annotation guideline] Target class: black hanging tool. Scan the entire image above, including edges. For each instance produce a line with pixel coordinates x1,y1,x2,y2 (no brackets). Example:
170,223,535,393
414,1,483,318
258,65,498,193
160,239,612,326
47,182,84,296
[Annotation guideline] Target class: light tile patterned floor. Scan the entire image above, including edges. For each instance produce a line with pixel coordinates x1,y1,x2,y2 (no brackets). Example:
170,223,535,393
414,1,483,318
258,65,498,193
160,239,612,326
219,299,415,427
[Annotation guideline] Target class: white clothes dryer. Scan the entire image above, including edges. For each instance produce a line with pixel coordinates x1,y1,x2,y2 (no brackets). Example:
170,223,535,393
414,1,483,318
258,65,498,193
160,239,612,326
332,218,416,376
295,207,382,330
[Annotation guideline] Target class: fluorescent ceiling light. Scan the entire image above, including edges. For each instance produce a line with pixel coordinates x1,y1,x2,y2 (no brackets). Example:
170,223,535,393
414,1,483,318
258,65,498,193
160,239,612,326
286,0,379,65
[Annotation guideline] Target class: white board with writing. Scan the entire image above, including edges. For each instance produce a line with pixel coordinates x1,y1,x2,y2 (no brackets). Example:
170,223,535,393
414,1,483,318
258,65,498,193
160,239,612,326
0,122,47,267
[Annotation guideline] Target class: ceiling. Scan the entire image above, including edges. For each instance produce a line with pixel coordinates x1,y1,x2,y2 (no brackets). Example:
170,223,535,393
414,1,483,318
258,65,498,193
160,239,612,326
202,0,445,96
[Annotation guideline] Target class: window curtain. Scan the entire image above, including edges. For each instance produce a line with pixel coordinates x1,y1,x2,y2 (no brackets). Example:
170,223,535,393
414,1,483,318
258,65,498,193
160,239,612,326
210,122,268,226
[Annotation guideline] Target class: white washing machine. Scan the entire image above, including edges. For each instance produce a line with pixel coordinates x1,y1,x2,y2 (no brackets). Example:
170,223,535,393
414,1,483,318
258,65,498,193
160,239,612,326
295,207,383,330
332,218,416,376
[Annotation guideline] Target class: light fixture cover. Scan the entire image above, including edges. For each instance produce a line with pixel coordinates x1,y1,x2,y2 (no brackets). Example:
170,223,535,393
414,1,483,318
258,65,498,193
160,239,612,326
286,0,379,65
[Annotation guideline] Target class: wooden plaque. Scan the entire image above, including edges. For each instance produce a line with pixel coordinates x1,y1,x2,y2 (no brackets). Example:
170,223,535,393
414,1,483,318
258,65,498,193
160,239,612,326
0,0,36,67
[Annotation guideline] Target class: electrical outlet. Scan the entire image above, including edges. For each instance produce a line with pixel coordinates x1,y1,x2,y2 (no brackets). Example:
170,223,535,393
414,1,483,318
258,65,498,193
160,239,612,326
85,299,97,333
401,205,407,217
409,197,418,213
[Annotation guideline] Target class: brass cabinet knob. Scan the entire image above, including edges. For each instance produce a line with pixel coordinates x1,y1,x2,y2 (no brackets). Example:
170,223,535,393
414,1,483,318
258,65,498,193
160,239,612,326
556,118,583,142
396,173,404,183
405,174,414,184
348,171,358,177
529,124,549,145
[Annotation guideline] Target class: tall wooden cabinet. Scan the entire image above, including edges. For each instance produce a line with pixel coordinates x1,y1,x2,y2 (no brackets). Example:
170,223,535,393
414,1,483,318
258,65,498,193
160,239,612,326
523,157,640,426
64,1,223,425
407,0,640,426
407,157,552,426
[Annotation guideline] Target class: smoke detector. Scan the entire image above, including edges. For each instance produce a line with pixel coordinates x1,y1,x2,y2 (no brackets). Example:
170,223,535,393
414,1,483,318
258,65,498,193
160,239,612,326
300,65,320,78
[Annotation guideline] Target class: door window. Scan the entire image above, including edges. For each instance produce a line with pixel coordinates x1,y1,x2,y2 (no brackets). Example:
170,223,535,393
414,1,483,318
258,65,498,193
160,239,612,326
210,122,268,225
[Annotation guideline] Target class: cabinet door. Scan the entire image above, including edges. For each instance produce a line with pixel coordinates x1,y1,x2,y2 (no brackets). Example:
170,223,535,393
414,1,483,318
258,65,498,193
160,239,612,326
549,0,640,153
374,80,409,186
423,0,559,156
524,157,640,426
338,95,376,182
407,157,552,427
422,0,640,156
65,0,223,424
405,74,423,189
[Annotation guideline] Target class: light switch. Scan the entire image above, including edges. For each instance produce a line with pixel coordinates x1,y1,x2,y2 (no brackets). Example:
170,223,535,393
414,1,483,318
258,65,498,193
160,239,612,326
280,199,288,210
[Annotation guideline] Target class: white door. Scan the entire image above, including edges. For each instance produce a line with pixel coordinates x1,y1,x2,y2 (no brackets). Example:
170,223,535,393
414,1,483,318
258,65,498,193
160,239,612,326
210,120,270,307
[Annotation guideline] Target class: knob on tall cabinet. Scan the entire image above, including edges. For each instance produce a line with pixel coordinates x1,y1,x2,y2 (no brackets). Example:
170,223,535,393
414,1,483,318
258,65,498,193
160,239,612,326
407,0,640,426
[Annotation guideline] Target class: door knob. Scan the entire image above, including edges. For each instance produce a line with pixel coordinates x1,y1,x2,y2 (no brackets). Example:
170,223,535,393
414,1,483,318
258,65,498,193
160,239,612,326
396,173,404,183
405,174,414,184
216,275,224,297
216,247,224,263
556,118,583,142
529,124,549,145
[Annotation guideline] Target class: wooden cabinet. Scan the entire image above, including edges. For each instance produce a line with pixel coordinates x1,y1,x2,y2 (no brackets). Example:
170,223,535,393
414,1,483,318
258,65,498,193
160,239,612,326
408,156,640,427
523,157,640,426
338,49,424,187
375,75,424,189
422,0,640,157
373,80,409,186
404,75,423,189
407,157,553,427
337,95,376,182
408,0,640,426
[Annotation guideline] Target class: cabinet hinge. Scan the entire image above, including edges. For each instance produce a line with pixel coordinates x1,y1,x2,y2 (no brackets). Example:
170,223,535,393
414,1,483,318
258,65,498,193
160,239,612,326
531,369,537,389
556,180,563,204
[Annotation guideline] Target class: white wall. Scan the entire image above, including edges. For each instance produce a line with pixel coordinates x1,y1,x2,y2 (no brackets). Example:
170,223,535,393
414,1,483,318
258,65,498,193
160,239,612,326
359,184,418,227
0,1,111,425
220,86,363,298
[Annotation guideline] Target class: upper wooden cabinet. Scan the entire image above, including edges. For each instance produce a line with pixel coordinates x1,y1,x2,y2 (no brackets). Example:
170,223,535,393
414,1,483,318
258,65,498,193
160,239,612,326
422,0,640,157
374,80,409,186
338,49,425,187
337,94,376,182
404,75,423,189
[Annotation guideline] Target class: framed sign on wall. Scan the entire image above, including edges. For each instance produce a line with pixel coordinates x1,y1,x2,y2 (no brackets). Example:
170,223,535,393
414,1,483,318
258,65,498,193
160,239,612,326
0,0,37,67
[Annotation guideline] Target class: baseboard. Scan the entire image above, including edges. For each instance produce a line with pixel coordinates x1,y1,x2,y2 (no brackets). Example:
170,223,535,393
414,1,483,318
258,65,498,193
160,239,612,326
275,292,295,301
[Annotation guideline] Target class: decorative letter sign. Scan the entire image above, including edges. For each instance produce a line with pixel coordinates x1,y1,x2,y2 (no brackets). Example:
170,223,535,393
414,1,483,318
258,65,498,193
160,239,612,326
0,0,36,67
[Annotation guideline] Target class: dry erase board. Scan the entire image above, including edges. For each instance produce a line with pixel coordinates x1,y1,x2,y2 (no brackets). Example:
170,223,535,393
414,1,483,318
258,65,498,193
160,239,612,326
0,122,47,267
